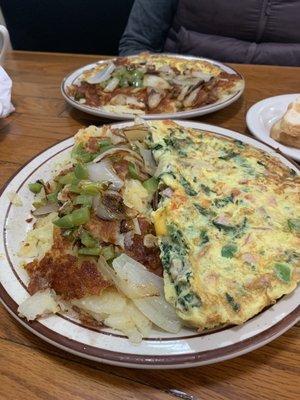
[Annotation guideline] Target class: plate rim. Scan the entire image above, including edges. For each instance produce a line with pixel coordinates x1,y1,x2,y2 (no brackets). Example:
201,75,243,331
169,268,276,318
60,53,245,120
246,93,300,161
0,120,299,369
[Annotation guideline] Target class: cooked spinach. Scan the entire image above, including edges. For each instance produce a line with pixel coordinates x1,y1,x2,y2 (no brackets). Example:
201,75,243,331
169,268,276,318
212,217,247,238
284,250,300,264
287,218,300,233
214,195,234,208
160,242,172,272
193,203,216,218
234,139,245,148
179,175,198,196
225,293,240,312
177,291,202,311
257,160,266,167
221,244,238,258
274,263,291,283
219,150,239,160
200,184,213,195
200,230,209,245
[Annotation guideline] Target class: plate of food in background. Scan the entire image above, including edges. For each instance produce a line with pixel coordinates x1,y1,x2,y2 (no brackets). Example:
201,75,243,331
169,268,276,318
246,94,300,161
0,119,298,369
61,53,244,120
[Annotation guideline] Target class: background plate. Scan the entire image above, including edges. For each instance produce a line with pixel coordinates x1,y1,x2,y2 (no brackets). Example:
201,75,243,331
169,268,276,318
61,55,245,120
246,94,300,161
0,121,299,369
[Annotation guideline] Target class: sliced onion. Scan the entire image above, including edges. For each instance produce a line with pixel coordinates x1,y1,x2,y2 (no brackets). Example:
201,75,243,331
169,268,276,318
92,195,118,220
99,254,163,299
33,202,59,216
92,146,142,164
143,74,170,90
110,94,145,109
133,297,181,333
177,85,190,101
139,148,156,174
132,218,141,235
18,289,59,321
183,87,200,107
147,90,163,109
98,255,182,333
172,76,200,86
85,63,115,84
87,160,123,190
123,125,148,141
104,77,119,92
191,70,212,82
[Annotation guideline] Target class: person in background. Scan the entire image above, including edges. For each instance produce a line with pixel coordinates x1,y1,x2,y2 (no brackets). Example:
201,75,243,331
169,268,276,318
119,0,300,66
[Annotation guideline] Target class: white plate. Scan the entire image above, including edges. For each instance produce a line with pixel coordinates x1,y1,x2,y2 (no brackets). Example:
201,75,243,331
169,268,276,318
246,94,300,161
0,121,299,369
61,55,245,120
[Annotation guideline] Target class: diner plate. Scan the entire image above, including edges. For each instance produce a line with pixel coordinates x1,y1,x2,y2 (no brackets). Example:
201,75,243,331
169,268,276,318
61,55,245,120
246,94,300,162
0,121,299,369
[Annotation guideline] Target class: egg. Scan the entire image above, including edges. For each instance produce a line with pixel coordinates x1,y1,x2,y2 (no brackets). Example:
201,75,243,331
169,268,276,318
147,120,300,330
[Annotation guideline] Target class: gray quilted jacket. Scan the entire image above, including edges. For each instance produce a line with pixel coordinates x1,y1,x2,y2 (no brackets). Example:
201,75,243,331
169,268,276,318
119,0,300,66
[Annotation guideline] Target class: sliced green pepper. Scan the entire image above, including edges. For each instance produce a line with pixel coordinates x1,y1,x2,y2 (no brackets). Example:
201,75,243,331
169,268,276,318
71,143,96,163
98,139,113,153
128,162,140,180
78,247,101,256
74,163,88,180
142,177,159,194
46,191,59,203
129,70,144,87
274,263,291,283
101,245,115,261
73,194,93,207
33,198,47,208
53,207,90,228
28,182,43,194
80,229,98,248
58,172,75,186
79,181,102,195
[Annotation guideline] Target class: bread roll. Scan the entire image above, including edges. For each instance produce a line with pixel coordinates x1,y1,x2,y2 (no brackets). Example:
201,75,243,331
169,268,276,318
270,97,300,148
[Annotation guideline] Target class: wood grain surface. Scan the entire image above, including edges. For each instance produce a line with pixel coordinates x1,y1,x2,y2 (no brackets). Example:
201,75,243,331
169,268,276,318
0,51,299,400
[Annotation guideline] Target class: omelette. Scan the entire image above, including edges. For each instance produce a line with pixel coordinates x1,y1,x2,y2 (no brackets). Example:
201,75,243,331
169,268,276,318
67,53,243,115
18,120,299,337
149,120,300,329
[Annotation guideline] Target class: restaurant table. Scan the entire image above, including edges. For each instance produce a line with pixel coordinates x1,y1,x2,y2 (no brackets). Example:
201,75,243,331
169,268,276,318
0,51,299,400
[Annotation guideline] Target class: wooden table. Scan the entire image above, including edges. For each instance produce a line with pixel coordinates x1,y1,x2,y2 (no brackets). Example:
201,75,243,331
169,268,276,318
0,51,299,400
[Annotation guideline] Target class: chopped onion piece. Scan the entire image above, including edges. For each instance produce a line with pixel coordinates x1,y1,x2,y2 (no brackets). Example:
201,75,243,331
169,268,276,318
92,146,142,164
143,75,170,90
191,70,212,82
132,218,141,235
123,125,148,141
33,202,59,216
93,195,117,220
133,297,181,333
87,160,123,190
104,77,119,92
98,255,182,333
18,289,59,321
139,148,156,174
85,63,115,84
